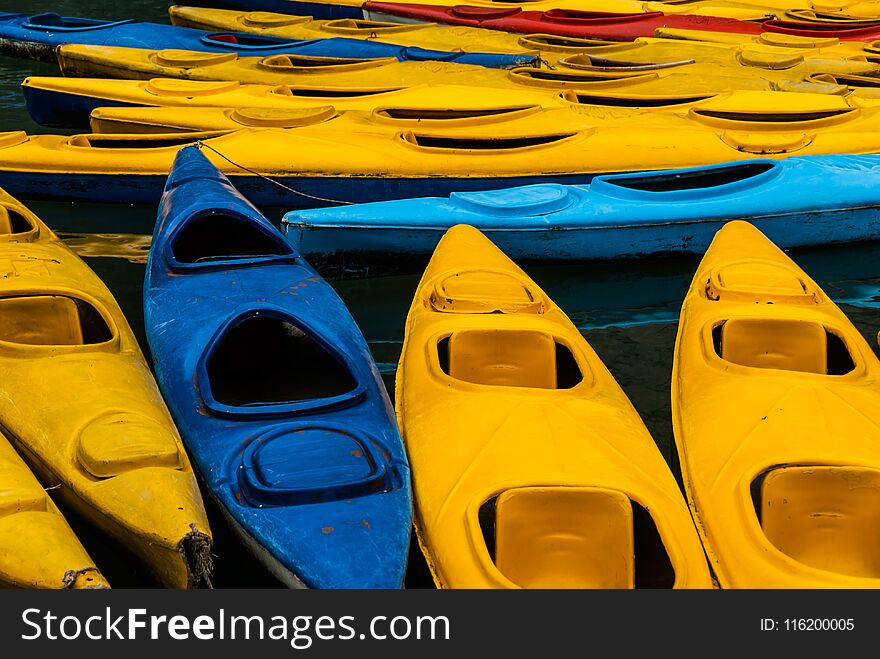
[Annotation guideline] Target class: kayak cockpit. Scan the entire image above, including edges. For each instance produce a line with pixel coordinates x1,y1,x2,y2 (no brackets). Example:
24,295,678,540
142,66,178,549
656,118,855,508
437,330,583,390
202,33,314,49
0,294,115,349
200,310,363,416
591,160,780,198
0,203,37,239
23,13,133,31
169,208,296,268
755,466,880,580
712,318,856,376
476,486,676,588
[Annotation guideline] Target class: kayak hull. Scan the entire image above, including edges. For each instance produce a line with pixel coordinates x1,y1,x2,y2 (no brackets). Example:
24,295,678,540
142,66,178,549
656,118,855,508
396,224,712,588
363,4,766,40
284,155,880,260
144,145,412,588
0,187,212,588
672,220,880,587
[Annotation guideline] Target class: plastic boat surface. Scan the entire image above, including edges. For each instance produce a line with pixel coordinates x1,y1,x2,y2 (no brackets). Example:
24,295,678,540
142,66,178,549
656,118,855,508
144,145,412,588
672,220,880,587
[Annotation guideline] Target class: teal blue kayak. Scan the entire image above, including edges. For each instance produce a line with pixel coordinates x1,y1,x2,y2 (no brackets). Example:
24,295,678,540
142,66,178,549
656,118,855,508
284,155,880,263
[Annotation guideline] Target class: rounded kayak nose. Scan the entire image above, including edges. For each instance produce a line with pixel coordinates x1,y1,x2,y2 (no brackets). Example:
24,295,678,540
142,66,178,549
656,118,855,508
88,466,212,588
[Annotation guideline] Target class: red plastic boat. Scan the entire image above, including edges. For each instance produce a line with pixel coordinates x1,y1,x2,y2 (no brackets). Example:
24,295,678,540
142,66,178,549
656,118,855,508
762,18,880,40
362,4,768,40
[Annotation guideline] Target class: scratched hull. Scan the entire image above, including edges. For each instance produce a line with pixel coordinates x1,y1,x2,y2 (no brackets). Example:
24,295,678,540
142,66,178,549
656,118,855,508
144,146,412,588
284,155,880,261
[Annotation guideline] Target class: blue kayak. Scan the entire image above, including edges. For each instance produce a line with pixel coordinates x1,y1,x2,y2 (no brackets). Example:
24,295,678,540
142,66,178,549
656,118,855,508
0,11,533,67
173,0,365,20
283,155,880,262
144,145,412,588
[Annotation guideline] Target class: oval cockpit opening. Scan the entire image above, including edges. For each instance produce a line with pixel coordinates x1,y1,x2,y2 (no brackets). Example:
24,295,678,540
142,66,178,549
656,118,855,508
712,318,855,375
376,106,536,120
479,488,676,588
603,162,776,192
437,329,583,389
0,295,113,346
752,466,880,579
275,86,403,98
171,211,293,264
405,133,574,150
0,206,35,235
692,108,855,123
566,92,713,107
206,315,357,407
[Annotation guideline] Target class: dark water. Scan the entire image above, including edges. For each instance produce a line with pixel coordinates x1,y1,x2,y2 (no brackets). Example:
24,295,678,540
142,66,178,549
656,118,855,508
3,0,880,589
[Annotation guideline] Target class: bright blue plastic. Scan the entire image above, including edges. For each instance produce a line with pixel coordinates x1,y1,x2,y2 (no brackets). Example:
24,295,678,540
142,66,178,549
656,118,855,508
282,155,880,261
144,145,412,588
0,11,533,67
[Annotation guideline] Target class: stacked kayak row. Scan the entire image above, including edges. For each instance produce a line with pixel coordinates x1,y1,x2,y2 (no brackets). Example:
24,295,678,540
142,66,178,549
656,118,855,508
0,11,535,67
48,42,880,94
4,89,880,205
364,1,880,41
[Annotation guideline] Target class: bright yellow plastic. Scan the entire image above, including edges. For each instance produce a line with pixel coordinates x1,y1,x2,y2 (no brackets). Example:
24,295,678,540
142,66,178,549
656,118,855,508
23,76,581,119
495,487,635,588
396,224,712,589
168,5,615,64
0,188,212,588
0,433,109,589
55,43,880,97
7,90,880,179
672,220,880,588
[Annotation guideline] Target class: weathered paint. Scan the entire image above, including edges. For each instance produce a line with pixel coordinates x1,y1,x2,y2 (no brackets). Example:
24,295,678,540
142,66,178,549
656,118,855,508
144,145,412,589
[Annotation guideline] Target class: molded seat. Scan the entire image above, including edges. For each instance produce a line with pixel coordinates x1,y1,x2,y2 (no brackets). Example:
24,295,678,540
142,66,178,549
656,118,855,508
448,329,556,388
238,426,390,506
495,486,635,588
761,466,880,578
0,296,83,345
721,318,827,373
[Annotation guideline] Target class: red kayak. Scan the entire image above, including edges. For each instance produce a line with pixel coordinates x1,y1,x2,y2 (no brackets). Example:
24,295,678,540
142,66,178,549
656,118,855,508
362,4,768,40
762,18,880,40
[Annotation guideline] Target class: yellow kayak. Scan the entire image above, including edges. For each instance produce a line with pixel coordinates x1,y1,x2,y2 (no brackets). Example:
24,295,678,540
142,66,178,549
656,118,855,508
55,43,880,96
396,224,712,588
6,90,880,205
672,220,880,588
83,89,868,132
168,5,611,63
0,432,109,589
0,188,212,588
